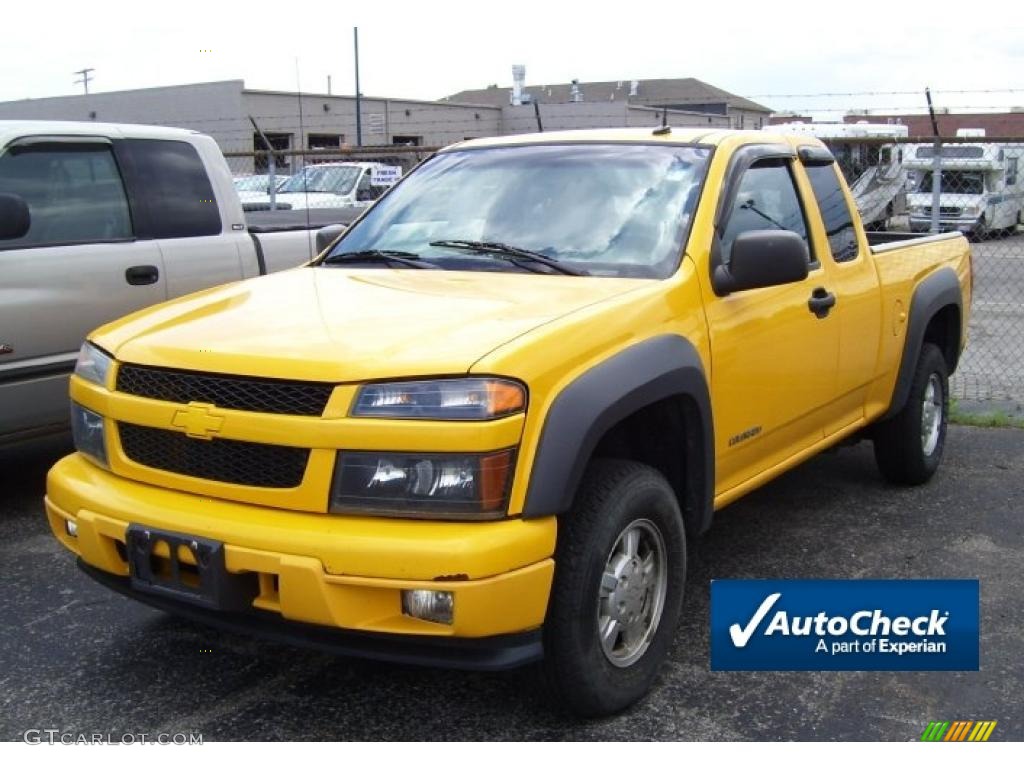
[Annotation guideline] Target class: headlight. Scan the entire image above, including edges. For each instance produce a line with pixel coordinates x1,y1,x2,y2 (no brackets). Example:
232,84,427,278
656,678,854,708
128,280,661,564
74,342,113,388
330,449,516,519
352,378,525,420
70,402,108,468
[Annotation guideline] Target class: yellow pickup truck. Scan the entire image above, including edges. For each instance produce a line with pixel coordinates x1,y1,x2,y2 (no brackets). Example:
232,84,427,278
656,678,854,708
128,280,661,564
46,128,971,716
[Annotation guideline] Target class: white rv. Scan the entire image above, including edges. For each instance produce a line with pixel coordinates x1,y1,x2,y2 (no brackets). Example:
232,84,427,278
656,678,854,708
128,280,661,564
766,121,909,227
905,141,1024,235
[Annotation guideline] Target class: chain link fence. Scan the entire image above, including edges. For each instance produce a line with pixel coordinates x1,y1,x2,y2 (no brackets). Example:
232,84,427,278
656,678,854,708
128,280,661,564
224,133,1023,409
225,146,434,221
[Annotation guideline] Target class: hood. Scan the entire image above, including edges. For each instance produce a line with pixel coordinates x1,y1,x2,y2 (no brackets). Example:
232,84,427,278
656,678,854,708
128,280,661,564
94,267,647,382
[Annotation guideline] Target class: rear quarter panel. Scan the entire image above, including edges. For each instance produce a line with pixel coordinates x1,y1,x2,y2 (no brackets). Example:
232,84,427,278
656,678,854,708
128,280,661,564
865,233,972,419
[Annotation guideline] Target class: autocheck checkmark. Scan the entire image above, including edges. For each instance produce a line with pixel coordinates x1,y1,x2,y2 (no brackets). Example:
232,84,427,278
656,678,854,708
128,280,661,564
729,592,782,648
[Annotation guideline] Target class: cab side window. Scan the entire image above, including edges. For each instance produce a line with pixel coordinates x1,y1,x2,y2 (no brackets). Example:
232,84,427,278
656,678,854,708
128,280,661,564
0,143,132,249
805,163,859,263
124,139,221,238
721,160,809,266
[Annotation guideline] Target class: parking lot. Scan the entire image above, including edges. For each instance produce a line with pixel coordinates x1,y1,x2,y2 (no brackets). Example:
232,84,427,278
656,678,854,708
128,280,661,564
2,424,1021,741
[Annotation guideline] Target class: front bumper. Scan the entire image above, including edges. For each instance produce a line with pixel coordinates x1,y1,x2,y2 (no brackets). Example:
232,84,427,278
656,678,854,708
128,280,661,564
77,560,543,670
909,216,981,233
47,453,555,663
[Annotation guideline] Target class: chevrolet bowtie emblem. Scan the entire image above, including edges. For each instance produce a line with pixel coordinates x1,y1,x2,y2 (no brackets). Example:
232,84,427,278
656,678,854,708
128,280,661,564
171,403,224,440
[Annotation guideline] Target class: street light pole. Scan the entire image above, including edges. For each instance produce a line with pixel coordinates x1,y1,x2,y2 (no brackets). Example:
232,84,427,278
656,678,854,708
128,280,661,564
354,27,362,147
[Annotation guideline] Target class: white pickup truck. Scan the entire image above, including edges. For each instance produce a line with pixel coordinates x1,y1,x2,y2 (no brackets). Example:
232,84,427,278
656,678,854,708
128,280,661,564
240,161,399,212
0,120,343,447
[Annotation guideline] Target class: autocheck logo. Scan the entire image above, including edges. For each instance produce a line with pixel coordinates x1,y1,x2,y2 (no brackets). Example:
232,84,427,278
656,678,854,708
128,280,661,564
710,580,979,672
729,592,950,655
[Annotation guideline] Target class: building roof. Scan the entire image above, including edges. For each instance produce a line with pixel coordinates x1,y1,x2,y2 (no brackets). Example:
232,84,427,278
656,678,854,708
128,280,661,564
444,78,771,113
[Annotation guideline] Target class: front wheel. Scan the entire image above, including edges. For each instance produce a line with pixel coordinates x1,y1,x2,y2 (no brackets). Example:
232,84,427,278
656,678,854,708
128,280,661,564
542,459,686,717
873,342,949,485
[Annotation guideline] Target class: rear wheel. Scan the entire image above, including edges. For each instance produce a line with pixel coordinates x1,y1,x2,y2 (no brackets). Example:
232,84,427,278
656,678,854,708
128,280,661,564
542,459,686,717
873,343,949,485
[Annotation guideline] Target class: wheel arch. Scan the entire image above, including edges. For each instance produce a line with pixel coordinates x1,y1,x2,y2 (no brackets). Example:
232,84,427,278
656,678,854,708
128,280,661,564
883,267,962,420
521,334,714,537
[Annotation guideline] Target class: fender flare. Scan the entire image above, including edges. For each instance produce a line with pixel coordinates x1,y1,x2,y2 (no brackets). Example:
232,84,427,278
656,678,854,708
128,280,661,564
521,335,714,535
883,267,962,420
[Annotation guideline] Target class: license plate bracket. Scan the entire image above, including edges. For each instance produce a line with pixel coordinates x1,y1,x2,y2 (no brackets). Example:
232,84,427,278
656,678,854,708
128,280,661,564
126,524,258,612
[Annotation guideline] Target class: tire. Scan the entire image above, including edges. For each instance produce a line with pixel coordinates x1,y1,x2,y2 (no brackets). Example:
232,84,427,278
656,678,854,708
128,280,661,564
873,342,949,485
542,459,686,717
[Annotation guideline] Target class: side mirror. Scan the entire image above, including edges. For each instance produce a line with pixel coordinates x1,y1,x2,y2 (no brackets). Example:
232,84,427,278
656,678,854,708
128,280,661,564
356,187,378,202
0,193,30,240
315,223,346,254
713,230,809,295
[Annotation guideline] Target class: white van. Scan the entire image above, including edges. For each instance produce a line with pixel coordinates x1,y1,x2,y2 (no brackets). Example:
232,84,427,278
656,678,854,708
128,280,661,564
905,142,1024,235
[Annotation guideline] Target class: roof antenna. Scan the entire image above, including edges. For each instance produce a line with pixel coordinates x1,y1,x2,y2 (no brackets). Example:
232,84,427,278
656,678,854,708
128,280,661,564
653,106,671,135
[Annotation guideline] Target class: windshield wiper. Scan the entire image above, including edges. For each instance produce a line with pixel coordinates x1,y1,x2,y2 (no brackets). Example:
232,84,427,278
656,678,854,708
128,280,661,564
429,239,588,276
322,249,441,270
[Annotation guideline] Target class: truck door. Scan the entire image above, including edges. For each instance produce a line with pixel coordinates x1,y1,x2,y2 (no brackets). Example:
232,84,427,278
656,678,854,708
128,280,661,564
799,157,882,433
118,138,245,298
0,136,166,442
704,157,840,495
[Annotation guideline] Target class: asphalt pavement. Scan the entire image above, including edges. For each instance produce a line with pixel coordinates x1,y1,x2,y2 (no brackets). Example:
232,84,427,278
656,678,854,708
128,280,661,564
1,426,1022,741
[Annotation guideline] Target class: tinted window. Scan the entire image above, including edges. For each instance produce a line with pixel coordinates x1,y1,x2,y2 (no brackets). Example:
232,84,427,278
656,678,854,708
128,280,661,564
806,164,859,263
721,160,809,265
917,145,985,160
0,143,132,248
126,139,221,238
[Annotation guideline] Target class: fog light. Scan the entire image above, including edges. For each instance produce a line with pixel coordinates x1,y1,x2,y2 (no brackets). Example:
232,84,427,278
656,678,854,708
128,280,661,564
401,589,454,625
65,519,78,537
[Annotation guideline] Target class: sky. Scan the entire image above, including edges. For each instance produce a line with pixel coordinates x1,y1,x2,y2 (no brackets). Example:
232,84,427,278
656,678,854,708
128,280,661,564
2,0,1022,119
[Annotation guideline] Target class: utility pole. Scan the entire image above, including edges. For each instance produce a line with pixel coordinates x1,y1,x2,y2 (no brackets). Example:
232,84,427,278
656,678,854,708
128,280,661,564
354,27,362,147
925,87,942,235
73,68,94,95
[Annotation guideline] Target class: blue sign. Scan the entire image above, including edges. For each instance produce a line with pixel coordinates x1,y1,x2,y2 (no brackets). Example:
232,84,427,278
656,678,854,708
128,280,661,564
710,579,979,671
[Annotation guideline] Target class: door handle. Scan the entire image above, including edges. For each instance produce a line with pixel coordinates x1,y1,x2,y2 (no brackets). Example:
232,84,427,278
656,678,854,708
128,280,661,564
125,265,160,286
808,287,836,319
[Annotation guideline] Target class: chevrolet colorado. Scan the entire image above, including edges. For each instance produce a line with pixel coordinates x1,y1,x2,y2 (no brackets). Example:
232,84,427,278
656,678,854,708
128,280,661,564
45,128,972,716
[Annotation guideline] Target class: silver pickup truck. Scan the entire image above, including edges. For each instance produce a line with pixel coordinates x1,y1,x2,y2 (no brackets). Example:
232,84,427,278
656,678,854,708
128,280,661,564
0,121,345,447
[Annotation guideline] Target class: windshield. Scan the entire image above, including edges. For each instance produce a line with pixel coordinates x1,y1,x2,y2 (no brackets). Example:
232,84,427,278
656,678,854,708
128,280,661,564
234,175,266,192
916,170,985,195
324,144,711,278
280,165,361,195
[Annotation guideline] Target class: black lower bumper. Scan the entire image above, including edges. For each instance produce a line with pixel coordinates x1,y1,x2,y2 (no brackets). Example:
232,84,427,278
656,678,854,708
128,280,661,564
78,560,544,672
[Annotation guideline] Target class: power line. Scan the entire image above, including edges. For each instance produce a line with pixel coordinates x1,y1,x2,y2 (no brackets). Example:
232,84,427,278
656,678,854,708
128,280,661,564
73,68,94,95
743,87,1024,99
